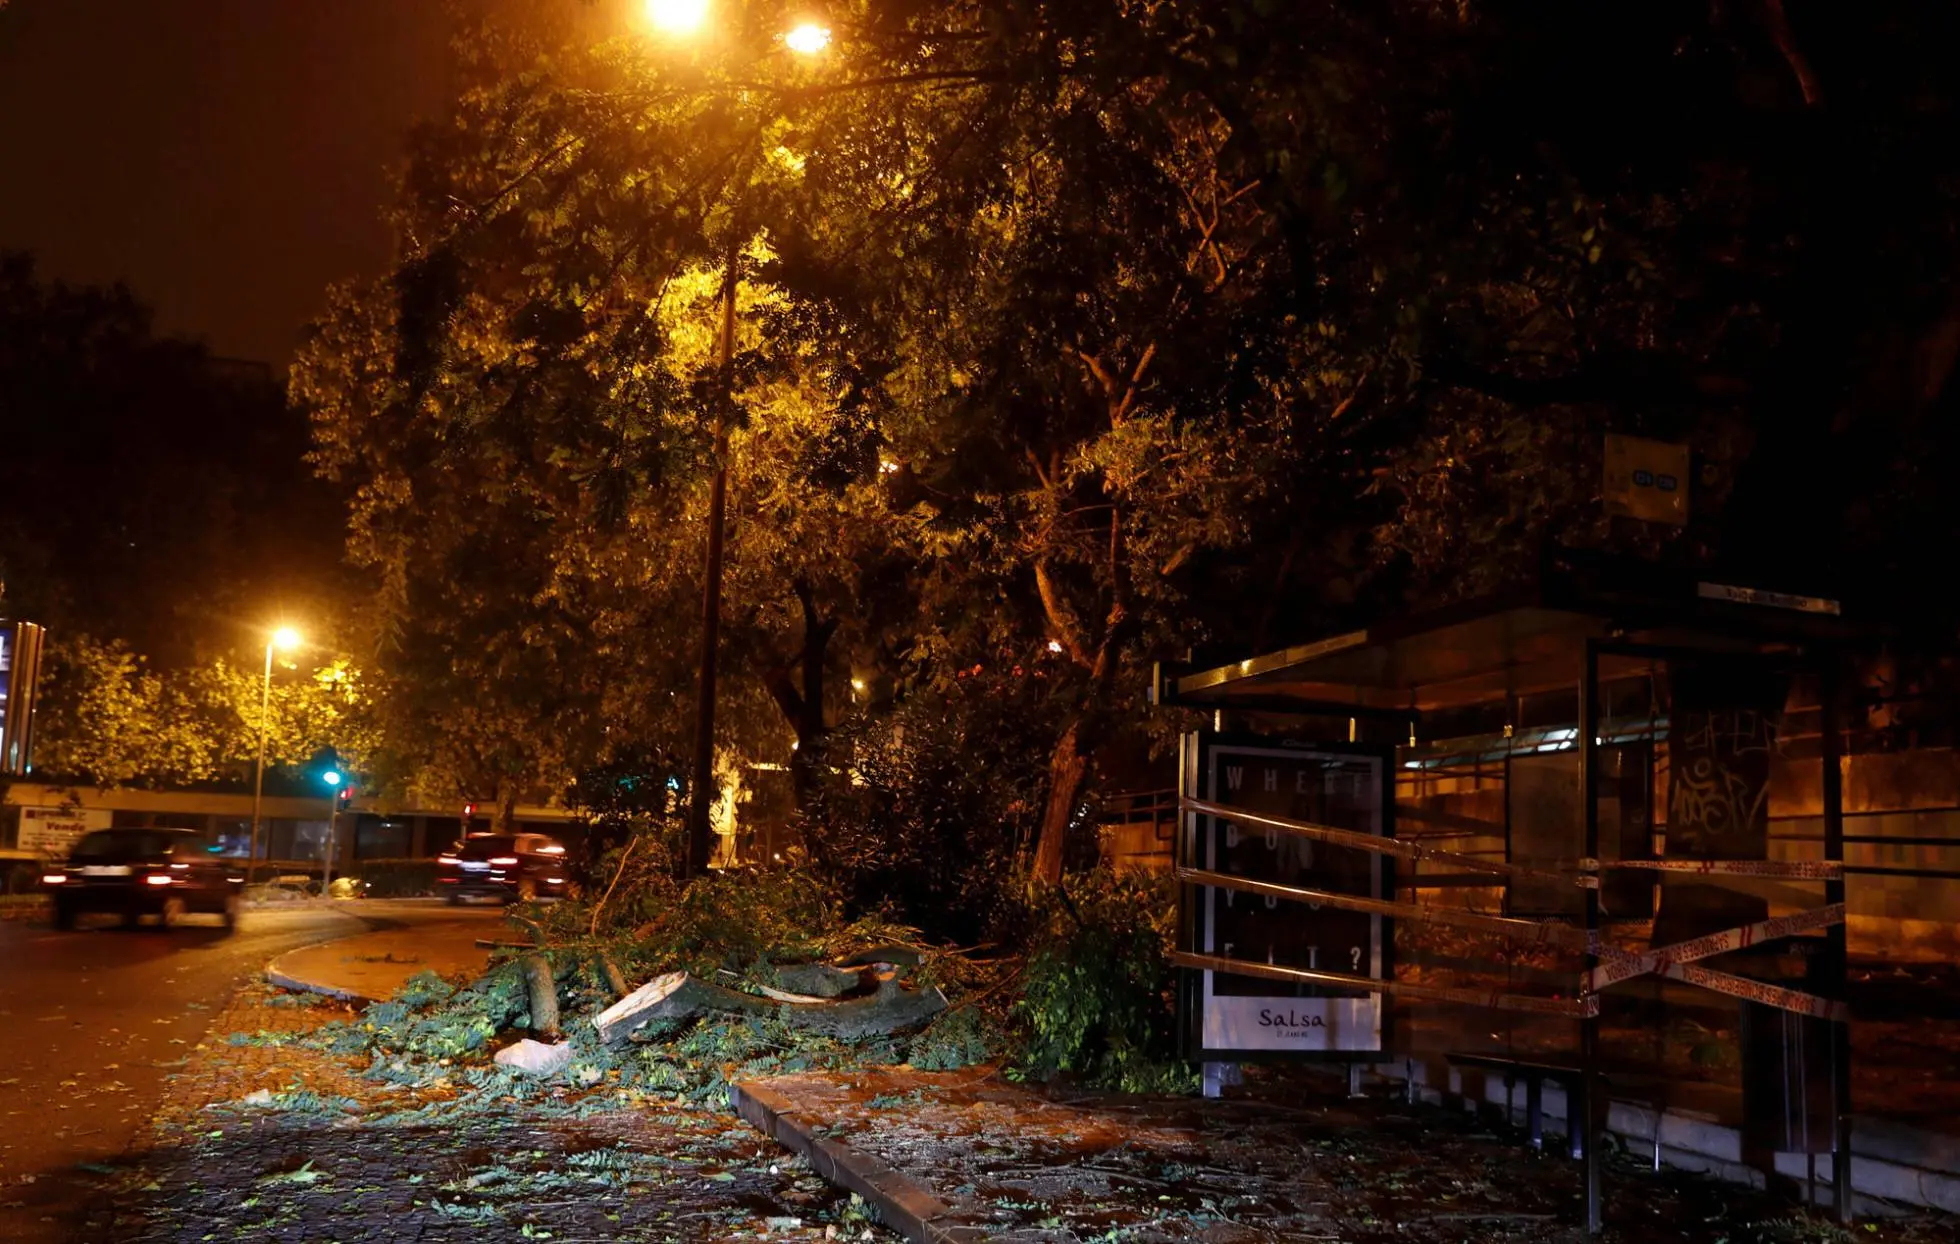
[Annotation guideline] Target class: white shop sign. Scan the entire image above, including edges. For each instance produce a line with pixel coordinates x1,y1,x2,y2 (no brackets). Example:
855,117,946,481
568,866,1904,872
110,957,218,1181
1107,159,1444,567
18,806,112,856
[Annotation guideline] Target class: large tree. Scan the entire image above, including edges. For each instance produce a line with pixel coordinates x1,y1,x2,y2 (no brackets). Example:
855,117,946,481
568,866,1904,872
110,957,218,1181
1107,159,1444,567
299,0,1960,883
31,632,376,790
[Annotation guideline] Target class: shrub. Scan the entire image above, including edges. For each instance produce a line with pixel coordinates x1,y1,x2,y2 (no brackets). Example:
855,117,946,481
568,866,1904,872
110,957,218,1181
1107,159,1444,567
1012,868,1194,1094
4,860,45,895
565,750,686,890
802,677,1055,944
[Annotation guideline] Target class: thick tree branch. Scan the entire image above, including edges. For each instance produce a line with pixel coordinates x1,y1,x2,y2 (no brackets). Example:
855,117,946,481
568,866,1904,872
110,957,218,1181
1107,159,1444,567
1023,445,1054,492
1114,344,1157,422
1759,0,1823,106
1034,560,1090,667
1328,364,1373,421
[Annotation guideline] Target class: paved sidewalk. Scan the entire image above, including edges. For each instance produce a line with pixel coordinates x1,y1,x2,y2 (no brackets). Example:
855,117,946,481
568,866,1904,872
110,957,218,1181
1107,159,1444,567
264,912,497,1001
732,1067,1960,1244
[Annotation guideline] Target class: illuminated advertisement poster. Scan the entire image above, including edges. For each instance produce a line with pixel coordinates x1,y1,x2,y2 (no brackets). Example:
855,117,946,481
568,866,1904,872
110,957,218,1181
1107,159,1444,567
1183,734,1390,1058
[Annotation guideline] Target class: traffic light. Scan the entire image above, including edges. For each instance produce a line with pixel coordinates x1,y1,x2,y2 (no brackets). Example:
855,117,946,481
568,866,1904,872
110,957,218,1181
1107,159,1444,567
337,784,354,810
462,802,476,819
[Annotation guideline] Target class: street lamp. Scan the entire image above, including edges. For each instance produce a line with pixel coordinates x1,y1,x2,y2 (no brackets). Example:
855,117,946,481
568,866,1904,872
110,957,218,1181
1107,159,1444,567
645,0,709,35
644,5,829,878
248,627,301,885
784,22,831,54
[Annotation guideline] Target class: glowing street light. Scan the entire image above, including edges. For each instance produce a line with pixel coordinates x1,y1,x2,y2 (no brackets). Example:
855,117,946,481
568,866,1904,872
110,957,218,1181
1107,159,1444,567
248,626,303,885
645,0,709,35
784,22,831,54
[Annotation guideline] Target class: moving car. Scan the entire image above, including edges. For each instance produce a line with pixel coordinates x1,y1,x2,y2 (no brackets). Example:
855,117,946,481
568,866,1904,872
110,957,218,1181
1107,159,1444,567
42,827,244,931
436,832,570,904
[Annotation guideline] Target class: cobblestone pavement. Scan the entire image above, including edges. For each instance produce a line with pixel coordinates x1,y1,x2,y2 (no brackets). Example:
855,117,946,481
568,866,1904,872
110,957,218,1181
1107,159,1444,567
69,983,898,1243
43,975,1960,1244
743,1066,1960,1244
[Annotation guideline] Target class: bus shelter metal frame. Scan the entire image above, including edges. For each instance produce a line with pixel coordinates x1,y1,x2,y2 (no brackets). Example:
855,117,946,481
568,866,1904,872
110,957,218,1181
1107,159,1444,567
1155,556,1866,1233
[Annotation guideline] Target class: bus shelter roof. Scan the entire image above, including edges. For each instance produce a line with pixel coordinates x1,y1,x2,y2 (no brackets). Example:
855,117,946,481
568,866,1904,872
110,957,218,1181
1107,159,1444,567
1157,555,1866,717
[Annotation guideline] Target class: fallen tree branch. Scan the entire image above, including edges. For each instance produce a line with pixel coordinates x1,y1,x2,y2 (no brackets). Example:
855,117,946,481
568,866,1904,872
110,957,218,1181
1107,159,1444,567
594,970,946,1045
768,962,861,998
588,834,638,938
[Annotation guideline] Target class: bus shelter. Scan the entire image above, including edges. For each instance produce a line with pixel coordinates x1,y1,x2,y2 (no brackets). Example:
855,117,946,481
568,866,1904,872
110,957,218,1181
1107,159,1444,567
1153,556,1868,1231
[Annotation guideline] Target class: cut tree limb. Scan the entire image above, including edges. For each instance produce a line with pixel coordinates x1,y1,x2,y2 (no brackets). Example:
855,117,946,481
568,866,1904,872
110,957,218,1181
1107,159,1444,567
594,972,774,1044
769,962,862,997
522,954,560,1039
793,976,947,1041
757,984,833,1003
593,970,946,1046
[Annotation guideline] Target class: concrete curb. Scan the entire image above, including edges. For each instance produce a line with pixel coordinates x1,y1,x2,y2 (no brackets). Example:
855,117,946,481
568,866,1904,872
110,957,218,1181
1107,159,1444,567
261,907,493,1006
263,960,375,1005
729,1080,987,1244
262,917,391,1005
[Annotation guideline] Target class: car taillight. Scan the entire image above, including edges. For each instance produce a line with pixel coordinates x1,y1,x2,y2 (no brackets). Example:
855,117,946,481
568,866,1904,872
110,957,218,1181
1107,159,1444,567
489,856,518,866
437,855,459,866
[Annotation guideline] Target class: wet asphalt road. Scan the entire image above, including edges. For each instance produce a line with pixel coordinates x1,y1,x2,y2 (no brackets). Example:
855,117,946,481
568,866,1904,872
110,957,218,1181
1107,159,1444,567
0,900,497,1243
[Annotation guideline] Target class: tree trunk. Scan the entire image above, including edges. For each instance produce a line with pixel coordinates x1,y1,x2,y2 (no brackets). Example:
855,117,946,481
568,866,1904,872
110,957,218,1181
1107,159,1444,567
790,583,836,813
521,953,560,1039
493,781,519,833
1031,717,1092,885
756,583,838,816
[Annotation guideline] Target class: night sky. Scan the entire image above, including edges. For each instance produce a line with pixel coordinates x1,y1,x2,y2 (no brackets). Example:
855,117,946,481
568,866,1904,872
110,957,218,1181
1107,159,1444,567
0,0,455,367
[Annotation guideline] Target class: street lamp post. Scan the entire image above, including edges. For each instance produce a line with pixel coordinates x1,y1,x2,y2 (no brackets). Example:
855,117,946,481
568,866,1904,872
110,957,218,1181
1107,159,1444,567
650,0,829,879
248,627,301,885
684,228,741,878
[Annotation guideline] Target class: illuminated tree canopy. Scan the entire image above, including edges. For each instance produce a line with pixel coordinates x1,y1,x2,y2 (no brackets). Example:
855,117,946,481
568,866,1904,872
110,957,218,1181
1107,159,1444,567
297,0,1960,873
